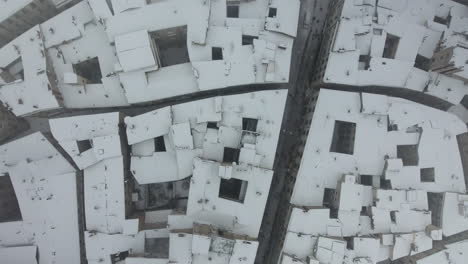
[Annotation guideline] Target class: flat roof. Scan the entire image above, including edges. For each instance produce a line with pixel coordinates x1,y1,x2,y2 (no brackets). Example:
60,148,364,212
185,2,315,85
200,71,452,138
0,132,80,264
50,112,123,169
128,90,287,185
0,0,300,116
323,0,468,105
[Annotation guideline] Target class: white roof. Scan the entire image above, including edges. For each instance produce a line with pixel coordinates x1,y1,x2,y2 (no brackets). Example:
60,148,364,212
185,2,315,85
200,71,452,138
441,192,468,236
0,0,299,116
186,158,273,238
125,107,172,145
129,90,287,185
416,240,468,264
85,231,146,264
0,246,37,264
168,228,258,264
115,29,158,72
50,112,123,169
0,0,34,23
283,88,468,262
0,133,80,264
323,0,468,105
314,237,346,264
292,89,466,207
0,132,73,174
0,25,62,116
125,258,168,264
84,156,126,233
265,0,300,37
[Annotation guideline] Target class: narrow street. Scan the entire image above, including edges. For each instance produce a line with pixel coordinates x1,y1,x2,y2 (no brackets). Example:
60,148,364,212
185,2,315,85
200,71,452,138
255,0,329,263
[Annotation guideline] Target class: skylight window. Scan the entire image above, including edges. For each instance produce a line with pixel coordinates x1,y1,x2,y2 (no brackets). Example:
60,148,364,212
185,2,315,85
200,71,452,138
219,178,248,203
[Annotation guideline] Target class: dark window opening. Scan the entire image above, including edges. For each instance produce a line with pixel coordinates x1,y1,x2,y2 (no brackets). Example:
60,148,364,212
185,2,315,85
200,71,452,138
150,26,189,67
397,145,419,166
223,147,240,164
242,118,258,132
329,208,338,219
460,95,468,109
390,211,397,223
358,55,370,70
207,122,218,129
361,206,369,216
380,178,392,189
77,139,92,153
345,237,354,250
212,47,223,60
142,178,190,210
219,178,248,203
382,34,400,59
330,120,356,155
111,251,129,263
268,7,277,18
1,57,24,83
360,175,373,186
227,5,239,18
242,35,258,45
73,57,102,84
0,174,22,223
323,188,335,207
373,28,383,36
154,136,166,152
414,54,431,71
420,167,435,182
433,16,448,25
145,237,169,258
387,117,398,131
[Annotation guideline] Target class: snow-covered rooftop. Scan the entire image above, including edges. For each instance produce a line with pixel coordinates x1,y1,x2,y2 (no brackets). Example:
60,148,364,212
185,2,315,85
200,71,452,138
0,0,300,117
414,239,468,264
49,112,124,170
280,88,468,263
59,90,288,263
126,90,287,185
320,0,468,105
0,132,81,264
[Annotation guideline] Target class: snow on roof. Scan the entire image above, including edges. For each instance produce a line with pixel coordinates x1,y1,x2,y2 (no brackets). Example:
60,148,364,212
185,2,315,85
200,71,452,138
115,29,159,72
440,192,468,236
128,90,286,185
0,0,299,116
322,0,468,105
186,158,273,238
282,88,468,262
0,245,37,264
84,156,127,234
0,132,80,264
314,237,346,264
84,231,146,264
282,232,318,260
124,258,168,264
0,25,62,116
43,1,130,109
291,89,467,207
287,207,331,236
50,112,123,169
0,131,74,174
168,224,258,264
0,0,35,23
351,237,381,263
416,239,468,264
265,0,300,37
391,232,432,260
280,254,308,264
125,107,172,145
